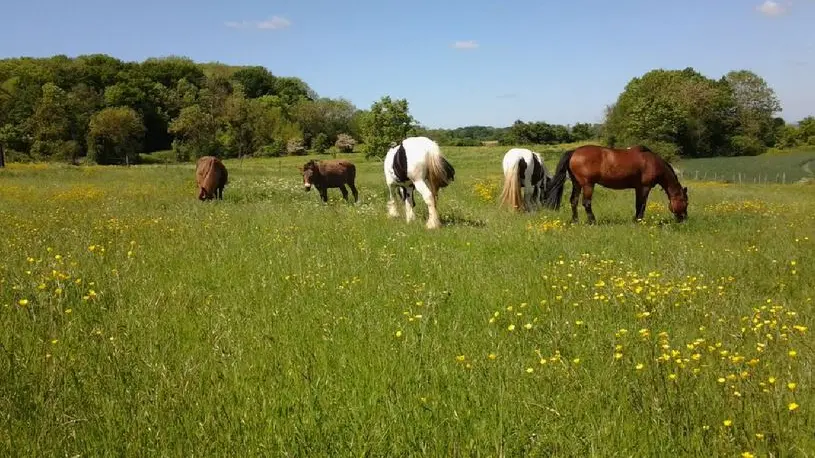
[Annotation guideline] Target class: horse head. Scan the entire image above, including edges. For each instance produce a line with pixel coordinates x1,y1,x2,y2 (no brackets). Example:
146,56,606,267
669,186,689,222
300,160,319,191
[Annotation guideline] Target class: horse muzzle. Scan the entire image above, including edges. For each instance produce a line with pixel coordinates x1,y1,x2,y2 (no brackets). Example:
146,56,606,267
304,184,312,192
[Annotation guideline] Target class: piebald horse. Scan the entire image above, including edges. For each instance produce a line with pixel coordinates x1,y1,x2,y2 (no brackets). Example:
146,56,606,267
499,148,551,212
384,136,455,229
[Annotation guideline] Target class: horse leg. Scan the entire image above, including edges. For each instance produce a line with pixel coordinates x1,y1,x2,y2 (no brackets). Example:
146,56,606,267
349,181,359,203
403,186,416,223
387,183,401,218
413,180,441,229
569,180,581,223
319,186,328,203
582,184,596,224
634,187,651,221
339,184,349,202
523,180,535,212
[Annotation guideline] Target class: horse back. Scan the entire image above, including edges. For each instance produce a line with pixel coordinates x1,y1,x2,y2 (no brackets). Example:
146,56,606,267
318,159,355,186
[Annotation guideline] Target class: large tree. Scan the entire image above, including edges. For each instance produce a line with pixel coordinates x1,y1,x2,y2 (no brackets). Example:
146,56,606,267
603,67,739,158
87,106,145,165
723,70,782,148
359,96,417,159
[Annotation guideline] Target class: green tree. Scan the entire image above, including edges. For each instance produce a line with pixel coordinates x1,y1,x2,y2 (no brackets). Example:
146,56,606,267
604,67,737,158
28,83,80,162
168,104,221,161
87,106,145,165
570,122,597,141
723,70,781,150
359,96,417,159
231,66,276,98
291,97,358,147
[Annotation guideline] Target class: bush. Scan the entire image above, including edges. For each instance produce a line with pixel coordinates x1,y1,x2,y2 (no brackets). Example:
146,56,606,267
312,133,330,154
730,135,767,157
286,138,306,156
326,146,341,158
335,133,356,153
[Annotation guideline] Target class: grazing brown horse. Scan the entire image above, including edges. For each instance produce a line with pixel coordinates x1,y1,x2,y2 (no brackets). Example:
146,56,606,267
543,145,688,223
196,156,228,200
298,159,359,203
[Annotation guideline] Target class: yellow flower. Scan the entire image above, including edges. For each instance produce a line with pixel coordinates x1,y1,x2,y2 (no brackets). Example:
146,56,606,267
507,324,515,331
395,330,402,338
788,402,799,411
488,353,497,360
455,355,465,362
17,299,29,306
526,367,534,373
524,323,532,330
788,350,797,357
741,452,754,458
723,419,732,427
788,382,797,391
635,363,644,370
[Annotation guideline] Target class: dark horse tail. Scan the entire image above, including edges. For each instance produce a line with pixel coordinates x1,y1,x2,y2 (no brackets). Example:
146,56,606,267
543,149,575,210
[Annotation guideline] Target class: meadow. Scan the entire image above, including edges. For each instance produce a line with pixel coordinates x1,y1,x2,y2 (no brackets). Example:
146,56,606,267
1,147,813,457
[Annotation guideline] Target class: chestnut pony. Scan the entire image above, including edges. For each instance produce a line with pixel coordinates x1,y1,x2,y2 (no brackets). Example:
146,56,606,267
543,145,688,223
195,156,228,200
298,159,359,203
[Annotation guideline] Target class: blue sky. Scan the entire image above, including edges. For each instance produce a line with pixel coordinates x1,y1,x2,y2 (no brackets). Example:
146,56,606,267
1,0,814,128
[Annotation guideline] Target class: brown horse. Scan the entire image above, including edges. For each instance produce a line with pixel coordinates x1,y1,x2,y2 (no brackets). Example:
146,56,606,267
196,156,228,200
298,159,359,203
543,145,688,223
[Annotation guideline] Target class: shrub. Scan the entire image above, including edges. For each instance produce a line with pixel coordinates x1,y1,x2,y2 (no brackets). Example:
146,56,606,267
311,133,330,154
286,138,306,156
335,133,356,153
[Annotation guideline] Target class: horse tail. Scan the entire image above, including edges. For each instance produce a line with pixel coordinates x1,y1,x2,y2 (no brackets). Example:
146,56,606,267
425,142,453,194
499,158,524,211
543,149,575,210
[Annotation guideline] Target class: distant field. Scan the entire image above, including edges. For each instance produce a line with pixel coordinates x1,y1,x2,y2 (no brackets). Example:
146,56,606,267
441,144,815,185
1,148,813,456
676,151,815,184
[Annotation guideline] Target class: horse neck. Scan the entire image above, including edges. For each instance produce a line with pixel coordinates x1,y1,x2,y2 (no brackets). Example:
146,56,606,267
658,166,682,198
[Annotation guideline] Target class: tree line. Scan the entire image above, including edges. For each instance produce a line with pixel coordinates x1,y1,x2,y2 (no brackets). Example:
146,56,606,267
0,55,812,167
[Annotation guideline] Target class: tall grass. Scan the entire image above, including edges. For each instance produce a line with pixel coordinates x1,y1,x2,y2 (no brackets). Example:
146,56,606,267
0,151,813,456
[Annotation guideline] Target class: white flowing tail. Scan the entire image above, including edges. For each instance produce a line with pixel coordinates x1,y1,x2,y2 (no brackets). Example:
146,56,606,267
500,159,524,211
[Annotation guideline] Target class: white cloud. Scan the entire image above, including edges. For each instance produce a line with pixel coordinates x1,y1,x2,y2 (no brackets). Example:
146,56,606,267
452,40,479,50
226,16,291,30
756,1,786,16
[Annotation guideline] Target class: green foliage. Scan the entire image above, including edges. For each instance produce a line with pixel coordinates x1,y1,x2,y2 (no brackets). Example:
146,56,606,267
603,67,794,158
311,133,330,153
86,106,145,165
359,96,417,159
0,55,321,163
502,120,575,145
167,104,221,161
291,97,359,148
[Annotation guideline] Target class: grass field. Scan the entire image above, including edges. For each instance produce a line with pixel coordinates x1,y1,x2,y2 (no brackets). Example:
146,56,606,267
1,148,813,457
